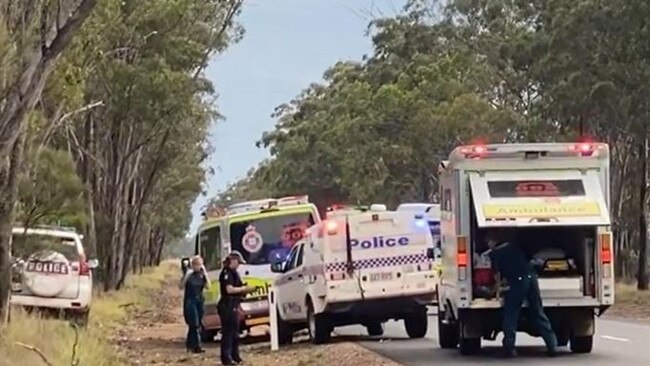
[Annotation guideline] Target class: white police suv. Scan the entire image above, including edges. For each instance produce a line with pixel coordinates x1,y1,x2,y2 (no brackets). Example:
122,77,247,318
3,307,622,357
10,226,98,325
270,204,437,344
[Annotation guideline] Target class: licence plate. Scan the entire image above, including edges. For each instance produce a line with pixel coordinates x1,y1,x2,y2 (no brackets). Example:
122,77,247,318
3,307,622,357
369,272,393,281
11,283,22,292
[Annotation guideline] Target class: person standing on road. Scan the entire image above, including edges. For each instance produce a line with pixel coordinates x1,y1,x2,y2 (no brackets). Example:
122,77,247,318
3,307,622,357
485,228,558,358
218,251,256,366
180,255,210,353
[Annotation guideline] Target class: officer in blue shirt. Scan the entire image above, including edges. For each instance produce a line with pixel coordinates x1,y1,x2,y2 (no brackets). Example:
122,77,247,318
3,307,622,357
179,256,210,353
485,228,558,358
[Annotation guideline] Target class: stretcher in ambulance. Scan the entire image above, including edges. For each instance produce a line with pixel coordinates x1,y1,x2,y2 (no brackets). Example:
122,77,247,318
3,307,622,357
271,205,437,344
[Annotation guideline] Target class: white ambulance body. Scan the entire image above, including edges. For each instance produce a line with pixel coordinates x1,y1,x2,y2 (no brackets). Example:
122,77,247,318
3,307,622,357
437,142,614,355
271,205,437,344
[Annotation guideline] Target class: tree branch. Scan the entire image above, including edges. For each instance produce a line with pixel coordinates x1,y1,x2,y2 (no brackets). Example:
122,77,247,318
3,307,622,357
14,342,54,366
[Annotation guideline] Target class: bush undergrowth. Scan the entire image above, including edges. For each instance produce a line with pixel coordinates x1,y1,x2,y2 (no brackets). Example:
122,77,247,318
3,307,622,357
0,261,177,366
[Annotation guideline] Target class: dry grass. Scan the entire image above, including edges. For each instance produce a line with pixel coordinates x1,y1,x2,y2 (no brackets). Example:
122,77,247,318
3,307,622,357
0,261,176,366
608,283,650,320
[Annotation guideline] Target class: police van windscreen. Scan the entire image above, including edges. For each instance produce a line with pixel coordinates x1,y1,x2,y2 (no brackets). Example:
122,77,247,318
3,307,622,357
229,212,315,265
487,180,586,198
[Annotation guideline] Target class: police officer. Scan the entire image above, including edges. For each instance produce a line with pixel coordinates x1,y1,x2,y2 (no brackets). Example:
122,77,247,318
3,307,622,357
218,251,255,365
485,228,558,358
180,256,210,353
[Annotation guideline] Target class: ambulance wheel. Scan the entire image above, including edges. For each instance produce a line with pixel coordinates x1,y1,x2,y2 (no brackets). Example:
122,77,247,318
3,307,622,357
365,322,384,337
277,310,294,345
570,336,593,354
201,328,217,343
459,337,481,355
404,307,428,338
307,302,331,344
437,311,459,349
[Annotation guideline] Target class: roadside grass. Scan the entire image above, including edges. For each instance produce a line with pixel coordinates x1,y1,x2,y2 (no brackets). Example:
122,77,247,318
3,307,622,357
0,261,177,366
610,282,650,319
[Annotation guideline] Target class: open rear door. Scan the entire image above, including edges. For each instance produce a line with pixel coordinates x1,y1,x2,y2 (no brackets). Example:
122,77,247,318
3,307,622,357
468,170,610,228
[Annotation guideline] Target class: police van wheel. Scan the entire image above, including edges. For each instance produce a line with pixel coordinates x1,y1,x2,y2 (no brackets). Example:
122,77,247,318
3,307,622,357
458,337,481,355
404,308,428,338
277,310,294,345
570,336,593,354
307,303,331,344
437,311,459,349
365,322,384,337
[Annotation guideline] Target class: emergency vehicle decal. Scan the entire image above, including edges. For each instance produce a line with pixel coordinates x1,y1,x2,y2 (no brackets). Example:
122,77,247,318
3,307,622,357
482,201,601,218
325,253,430,272
242,225,263,253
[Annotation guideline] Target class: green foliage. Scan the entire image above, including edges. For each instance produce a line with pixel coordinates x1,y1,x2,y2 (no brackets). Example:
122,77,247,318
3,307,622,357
17,148,86,228
221,0,649,284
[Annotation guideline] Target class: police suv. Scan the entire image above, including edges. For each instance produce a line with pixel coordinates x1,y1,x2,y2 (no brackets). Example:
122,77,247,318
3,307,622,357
270,204,437,344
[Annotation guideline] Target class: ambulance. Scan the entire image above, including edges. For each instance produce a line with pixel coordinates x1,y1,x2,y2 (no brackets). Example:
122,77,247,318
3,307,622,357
188,195,320,341
270,204,437,344
437,142,614,355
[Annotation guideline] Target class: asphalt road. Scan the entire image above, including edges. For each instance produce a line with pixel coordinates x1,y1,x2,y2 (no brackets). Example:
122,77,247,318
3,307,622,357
335,314,650,365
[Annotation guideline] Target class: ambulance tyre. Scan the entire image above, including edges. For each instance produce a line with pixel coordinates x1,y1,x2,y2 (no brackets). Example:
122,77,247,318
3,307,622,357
570,336,593,354
277,310,293,345
459,337,481,356
437,310,459,349
307,302,331,344
365,322,384,337
404,307,427,339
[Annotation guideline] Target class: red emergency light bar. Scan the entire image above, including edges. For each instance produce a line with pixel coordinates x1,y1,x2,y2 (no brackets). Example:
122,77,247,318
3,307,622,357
457,142,606,159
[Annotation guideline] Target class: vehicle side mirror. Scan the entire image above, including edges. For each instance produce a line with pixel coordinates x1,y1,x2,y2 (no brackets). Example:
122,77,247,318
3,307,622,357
270,262,285,273
181,257,190,274
426,248,435,259
87,259,99,269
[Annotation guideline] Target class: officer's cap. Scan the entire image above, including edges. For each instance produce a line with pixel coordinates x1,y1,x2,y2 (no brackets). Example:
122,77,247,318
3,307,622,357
225,250,246,264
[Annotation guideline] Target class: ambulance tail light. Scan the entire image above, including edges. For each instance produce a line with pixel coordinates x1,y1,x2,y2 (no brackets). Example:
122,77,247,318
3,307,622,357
457,236,468,281
599,231,613,278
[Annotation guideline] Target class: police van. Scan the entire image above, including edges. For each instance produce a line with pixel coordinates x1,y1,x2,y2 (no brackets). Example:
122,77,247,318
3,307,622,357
270,204,437,344
437,142,614,355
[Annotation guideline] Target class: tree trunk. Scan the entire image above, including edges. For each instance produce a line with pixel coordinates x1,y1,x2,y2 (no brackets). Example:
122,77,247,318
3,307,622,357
638,135,649,290
0,132,26,323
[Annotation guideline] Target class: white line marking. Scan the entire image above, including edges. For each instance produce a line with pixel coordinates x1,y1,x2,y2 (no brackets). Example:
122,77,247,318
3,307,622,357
601,335,630,342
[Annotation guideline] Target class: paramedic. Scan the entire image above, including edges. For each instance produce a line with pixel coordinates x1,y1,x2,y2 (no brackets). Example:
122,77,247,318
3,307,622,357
218,251,255,365
180,255,210,353
485,228,558,358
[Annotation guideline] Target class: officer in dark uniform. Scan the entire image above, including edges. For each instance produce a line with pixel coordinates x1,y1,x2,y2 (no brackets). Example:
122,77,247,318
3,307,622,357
485,228,558,358
218,251,255,365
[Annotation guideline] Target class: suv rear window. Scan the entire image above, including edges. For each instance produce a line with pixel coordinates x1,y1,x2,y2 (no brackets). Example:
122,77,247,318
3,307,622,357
487,180,585,198
12,234,79,261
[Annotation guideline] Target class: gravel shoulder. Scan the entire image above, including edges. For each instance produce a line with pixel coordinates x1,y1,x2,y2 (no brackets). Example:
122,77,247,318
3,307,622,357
115,264,401,366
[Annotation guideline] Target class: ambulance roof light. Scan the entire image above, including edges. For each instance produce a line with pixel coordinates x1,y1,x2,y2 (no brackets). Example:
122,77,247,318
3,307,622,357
369,204,387,212
459,144,488,159
568,142,604,157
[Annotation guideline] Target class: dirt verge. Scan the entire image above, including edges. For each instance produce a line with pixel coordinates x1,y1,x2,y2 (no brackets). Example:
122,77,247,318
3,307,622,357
115,265,401,366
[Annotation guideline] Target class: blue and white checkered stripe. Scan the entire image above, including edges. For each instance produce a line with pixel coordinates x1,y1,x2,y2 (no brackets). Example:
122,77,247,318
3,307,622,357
325,253,430,272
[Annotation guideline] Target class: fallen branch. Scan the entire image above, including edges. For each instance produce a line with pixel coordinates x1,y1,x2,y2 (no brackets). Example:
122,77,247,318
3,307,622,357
70,323,80,366
14,342,54,366
119,302,135,308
